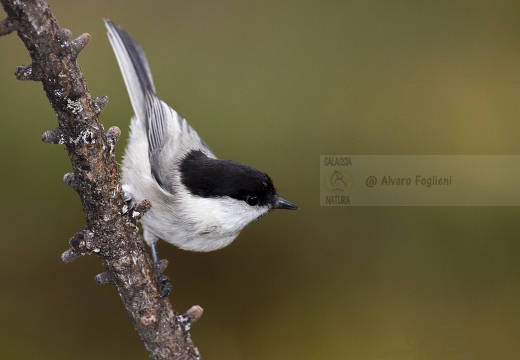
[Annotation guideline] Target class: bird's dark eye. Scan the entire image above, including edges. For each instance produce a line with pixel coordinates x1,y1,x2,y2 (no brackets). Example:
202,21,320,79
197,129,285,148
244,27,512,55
245,195,259,206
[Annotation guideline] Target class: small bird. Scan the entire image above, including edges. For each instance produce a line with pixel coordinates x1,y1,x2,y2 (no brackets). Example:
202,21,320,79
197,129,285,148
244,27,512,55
105,20,298,264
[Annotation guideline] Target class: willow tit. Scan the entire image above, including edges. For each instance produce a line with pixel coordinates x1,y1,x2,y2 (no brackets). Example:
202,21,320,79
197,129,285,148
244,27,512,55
105,20,298,263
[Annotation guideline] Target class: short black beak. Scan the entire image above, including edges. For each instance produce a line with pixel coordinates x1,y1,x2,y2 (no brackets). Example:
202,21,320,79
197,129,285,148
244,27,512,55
273,196,299,210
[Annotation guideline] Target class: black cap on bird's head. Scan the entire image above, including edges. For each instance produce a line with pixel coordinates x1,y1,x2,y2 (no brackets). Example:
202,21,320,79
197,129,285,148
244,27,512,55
180,150,298,211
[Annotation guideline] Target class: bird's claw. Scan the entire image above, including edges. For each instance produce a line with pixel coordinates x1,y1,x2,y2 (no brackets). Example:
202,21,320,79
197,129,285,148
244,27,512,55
124,190,137,211
153,259,172,297
157,274,172,297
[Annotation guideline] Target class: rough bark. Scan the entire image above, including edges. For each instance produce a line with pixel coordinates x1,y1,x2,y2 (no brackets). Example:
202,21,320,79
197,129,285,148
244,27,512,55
0,1,201,359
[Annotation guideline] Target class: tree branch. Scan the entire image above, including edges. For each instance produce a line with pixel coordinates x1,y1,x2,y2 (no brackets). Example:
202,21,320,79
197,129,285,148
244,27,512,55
0,1,201,358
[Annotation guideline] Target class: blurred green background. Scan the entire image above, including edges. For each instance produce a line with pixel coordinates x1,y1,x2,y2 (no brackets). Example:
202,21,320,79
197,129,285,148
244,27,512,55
1,1,520,359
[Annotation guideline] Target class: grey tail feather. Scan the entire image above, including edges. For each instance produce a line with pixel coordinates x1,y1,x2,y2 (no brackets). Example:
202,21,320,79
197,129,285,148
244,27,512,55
105,19,156,123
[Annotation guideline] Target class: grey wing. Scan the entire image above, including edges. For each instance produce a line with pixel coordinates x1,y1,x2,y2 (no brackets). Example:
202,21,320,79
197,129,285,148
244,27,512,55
146,93,216,192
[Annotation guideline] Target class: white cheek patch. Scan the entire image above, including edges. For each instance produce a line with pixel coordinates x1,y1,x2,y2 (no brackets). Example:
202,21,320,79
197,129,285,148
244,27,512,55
177,193,269,235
